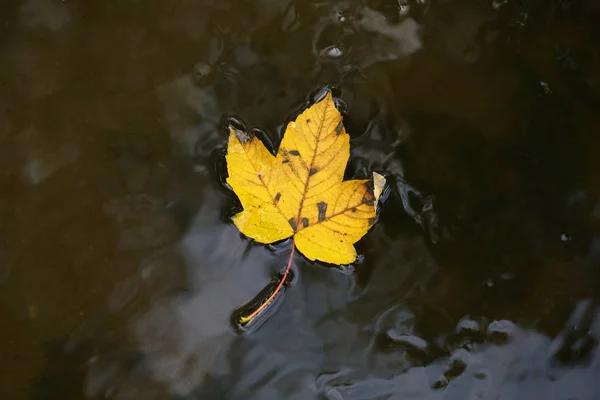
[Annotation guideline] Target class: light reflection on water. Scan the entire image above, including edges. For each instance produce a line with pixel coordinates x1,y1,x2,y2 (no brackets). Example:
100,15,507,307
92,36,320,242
2,0,600,399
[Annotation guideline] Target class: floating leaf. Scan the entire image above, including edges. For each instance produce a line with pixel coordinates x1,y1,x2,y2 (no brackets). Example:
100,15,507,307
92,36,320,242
226,92,384,265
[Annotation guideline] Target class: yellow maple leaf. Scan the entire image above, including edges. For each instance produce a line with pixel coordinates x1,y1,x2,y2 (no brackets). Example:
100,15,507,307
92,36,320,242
225,92,384,265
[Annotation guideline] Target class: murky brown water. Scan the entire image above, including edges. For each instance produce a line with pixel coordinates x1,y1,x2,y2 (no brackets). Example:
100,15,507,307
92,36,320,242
2,0,600,399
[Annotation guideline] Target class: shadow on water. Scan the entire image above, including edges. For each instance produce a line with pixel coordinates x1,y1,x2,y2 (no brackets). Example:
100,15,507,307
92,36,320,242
2,0,600,399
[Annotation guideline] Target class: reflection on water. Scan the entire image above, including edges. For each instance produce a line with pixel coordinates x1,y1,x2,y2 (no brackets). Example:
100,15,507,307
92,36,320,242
2,0,600,399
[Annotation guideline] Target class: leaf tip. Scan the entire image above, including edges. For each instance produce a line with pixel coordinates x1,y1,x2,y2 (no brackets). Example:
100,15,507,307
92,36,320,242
230,127,252,144
372,172,386,208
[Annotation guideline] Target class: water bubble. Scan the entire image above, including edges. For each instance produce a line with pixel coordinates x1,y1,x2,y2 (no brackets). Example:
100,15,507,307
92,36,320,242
319,45,344,60
336,11,347,24
313,21,346,62
414,0,431,15
487,320,516,344
456,316,482,339
398,0,410,17
192,62,214,86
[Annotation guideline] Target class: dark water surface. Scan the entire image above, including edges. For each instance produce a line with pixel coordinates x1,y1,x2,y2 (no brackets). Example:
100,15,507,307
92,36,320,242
2,0,600,399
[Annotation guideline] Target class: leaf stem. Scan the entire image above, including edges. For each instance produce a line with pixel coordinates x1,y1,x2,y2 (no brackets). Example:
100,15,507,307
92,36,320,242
243,240,295,323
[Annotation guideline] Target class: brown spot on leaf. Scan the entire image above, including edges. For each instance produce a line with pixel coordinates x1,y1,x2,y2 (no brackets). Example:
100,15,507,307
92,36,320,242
309,168,318,176
288,218,297,232
368,217,376,225
351,207,357,212
362,183,375,206
302,217,309,228
289,150,300,156
274,192,281,204
306,118,311,123
317,202,328,222
365,180,374,194
282,159,290,164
